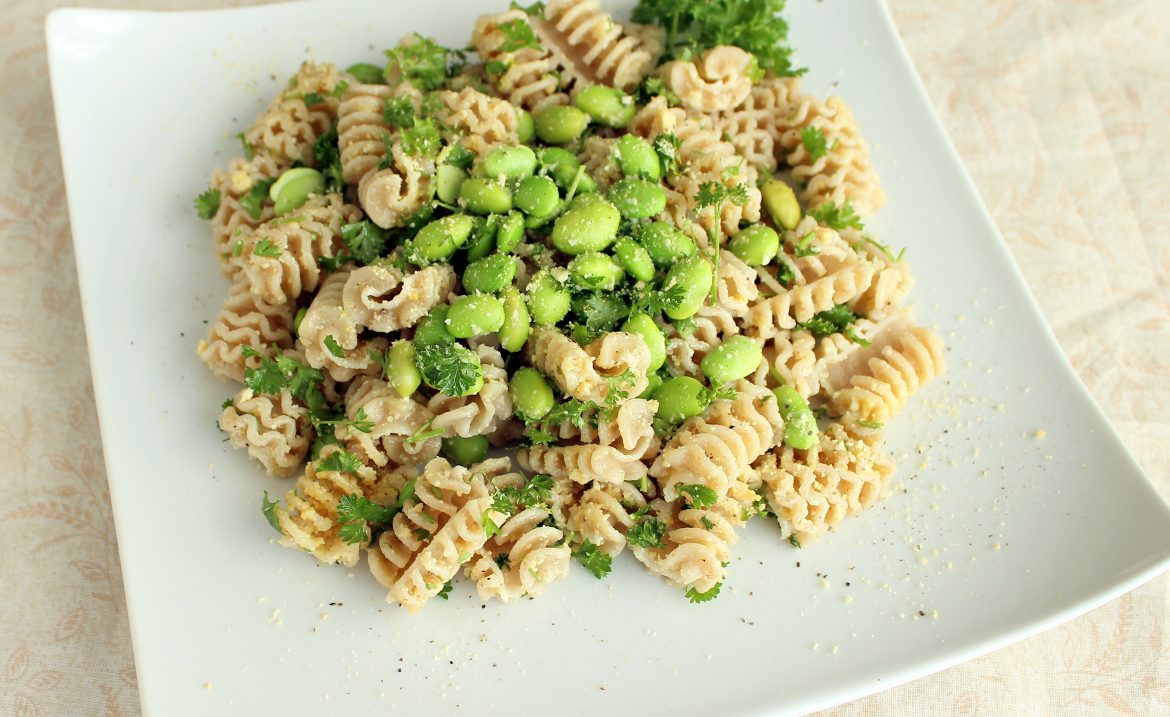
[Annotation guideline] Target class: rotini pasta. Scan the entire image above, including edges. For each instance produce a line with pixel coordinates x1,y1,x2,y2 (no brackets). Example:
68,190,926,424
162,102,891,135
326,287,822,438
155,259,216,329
467,506,571,602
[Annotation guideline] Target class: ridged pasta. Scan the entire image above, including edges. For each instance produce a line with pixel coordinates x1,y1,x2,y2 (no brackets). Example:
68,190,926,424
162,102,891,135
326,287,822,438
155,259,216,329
829,326,946,426
814,308,914,397
360,143,435,230
218,387,311,478
530,398,660,460
297,269,388,382
660,45,755,113
436,86,519,158
342,376,439,468
342,264,456,332
744,262,875,339
708,75,798,172
208,154,282,272
665,304,738,378
517,442,647,485
758,423,895,544
540,0,660,91
714,249,760,319
427,344,513,437
578,135,622,191
197,279,294,383
566,480,651,556
244,62,345,169
467,506,571,602
337,83,414,186
630,497,737,594
752,330,819,399
472,11,569,112
525,328,650,405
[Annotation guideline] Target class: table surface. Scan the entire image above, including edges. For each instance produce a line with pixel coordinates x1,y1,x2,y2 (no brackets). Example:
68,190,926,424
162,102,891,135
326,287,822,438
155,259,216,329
3,1,1168,714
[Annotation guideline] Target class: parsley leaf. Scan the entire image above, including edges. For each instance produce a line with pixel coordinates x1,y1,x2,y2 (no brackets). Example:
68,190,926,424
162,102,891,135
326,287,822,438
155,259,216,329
543,399,593,429
384,34,460,92
312,125,344,193
314,406,375,435
336,493,397,545
340,220,389,265
626,509,666,549
415,342,483,397
444,142,476,170
630,280,687,318
194,187,221,219
253,238,282,257
401,117,442,158
261,491,282,534
526,428,557,445
510,0,546,15
573,540,613,579
239,178,274,220
436,580,454,599
496,19,542,52
695,180,750,304
575,293,630,332
800,126,829,161
789,534,802,549
318,449,363,474
484,59,510,75
860,235,906,264
637,75,681,106
303,91,326,107
808,200,863,231
383,96,416,129
793,231,819,258
406,417,445,445
323,335,347,359
676,483,718,508
794,304,870,346
235,131,254,160
652,132,681,176
684,581,722,603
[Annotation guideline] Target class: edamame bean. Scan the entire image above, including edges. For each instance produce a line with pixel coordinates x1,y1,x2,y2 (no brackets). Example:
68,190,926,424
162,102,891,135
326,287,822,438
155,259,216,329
484,145,538,181
774,385,818,450
538,147,581,188
345,62,384,85
638,222,697,266
622,312,666,372
639,371,663,400
441,435,490,466
463,253,515,294
612,236,655,282
270,167,325,215
498,285,531,352
608,177,667,220
459,178,513,215
761,179,801,230
496,211,525,253
510,367,555,423
517,109,535,144
413,305,454,346
411,214,476,262
663,255,713,320
526,270,572,325
728,225,780,266
701,335,762,385
550,194,620,255
514,175,560,218
568,251,624,290
447,294,506,338
436,164,468,204
615,134,661,181
387,340,422,397
464,215,497,262
533,105,590,144
652,376,706,424
575,85,636,128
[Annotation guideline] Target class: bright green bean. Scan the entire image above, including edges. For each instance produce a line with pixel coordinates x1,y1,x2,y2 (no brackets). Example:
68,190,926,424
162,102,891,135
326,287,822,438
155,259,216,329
774,385,818,450
639,371,663,400
526,270,572,325
761,179,801,231
388,340,422,397
435,164,468,204
728,224,780,266
663,255,713,320
459,178,513,215
442,435,489,467
638,222,697,266
652,376,706,424
345,62,384,85
496,211,525,253
533,105,590,144
569,251,624,291
484,145,538,181
510,367,555,422
517,109,535,144
615,134,661,181
498,285,531,352
612,236,655,283
622,312,666,372
411,214,476,262
463,253,515,294
574,85,636,128
701,335,762,384
514,175,560,218
538,147,581,188
464,215,498,262
413,305,454,347
550,194,620,255
608,177,667,220
447,294,506,338
270,167,325,216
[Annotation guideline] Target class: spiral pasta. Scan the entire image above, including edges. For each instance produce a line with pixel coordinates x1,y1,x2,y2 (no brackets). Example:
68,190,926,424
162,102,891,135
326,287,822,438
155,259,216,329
566,480,651,556
467,506,571,602
541,0,660,91
435,86,519,157
525,328,650,405
630,497,738,594
517,442,647,485
427,344,513,438
660,45,755,113
197,279,294,383
708,75,799,172
218,387,311,478
342,376,439,468
297,269,388,382
528,398,660,461
829,326,946,427
342,264,456,332
244,62,345,169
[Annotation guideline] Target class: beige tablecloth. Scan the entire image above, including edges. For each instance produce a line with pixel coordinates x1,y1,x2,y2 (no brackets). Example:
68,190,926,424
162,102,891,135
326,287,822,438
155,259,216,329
2,1,1167,714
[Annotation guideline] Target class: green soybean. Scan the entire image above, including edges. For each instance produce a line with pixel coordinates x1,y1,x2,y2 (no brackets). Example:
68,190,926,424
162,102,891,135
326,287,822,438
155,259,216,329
510,367,555,423
441,435,490,467
496,211,525,253
701,335,762,385
652,376,706,424
615,134,661,181
484,145,538,181
413,305,454,346
517,109,535,144
447,294,506,338
436,164,468,204
411,214,476,262
574,85,636,128
498,285,531,352
464,215,498,262
569,251,624,290
774,386,818,450
608,177,667,220
534,105,590,144
663,256,713,320
538,147,582,188
761,179,801,231
612,236,655,282
387,340,422,397
550,194,620,255
270,167,325,216
345,62,385,85
463,253,515,294
728,225,780,266
526,270,572,325
459,178,513,214
514,175,560,218
638,222,697,266
639,371,663,400
622,312,666,372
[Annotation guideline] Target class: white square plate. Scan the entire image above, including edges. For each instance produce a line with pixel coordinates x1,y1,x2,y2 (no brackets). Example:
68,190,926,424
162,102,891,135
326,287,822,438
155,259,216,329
47,1,1170,715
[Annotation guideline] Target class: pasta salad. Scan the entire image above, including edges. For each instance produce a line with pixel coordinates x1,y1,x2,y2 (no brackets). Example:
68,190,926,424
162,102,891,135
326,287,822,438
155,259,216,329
194,0,944,613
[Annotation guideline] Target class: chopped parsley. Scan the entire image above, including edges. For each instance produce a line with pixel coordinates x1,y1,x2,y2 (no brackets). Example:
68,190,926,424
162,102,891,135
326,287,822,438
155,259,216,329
312,125,344,193
676,483,718,509
572,540,612,579
496,18,542,52
317,449,364,474
793,231,819,258
526,428,557,445
383,96,416,129
575,292,630,332
637,76,681,106
194,187,221,219
314,407,374,435
235,131,254,160
252,238,282,257
323,335,347,359
340,220,389,265
406,417,445,445
239,178,274,220
444,142,476,170
652,132,681,176
684,581,722,603
384,34,461,91
808,200,863,232
484,59,510,75
795,304,870,346
241,347,329,419
261,491,282,534
401,117,442,158
800,125,829,161
543,399,594,429
336,494,390,544
303,91,326,107
626,508,666,549
789,534,802,549
415,342,483,397
857,419,884,429
436,580,454,599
